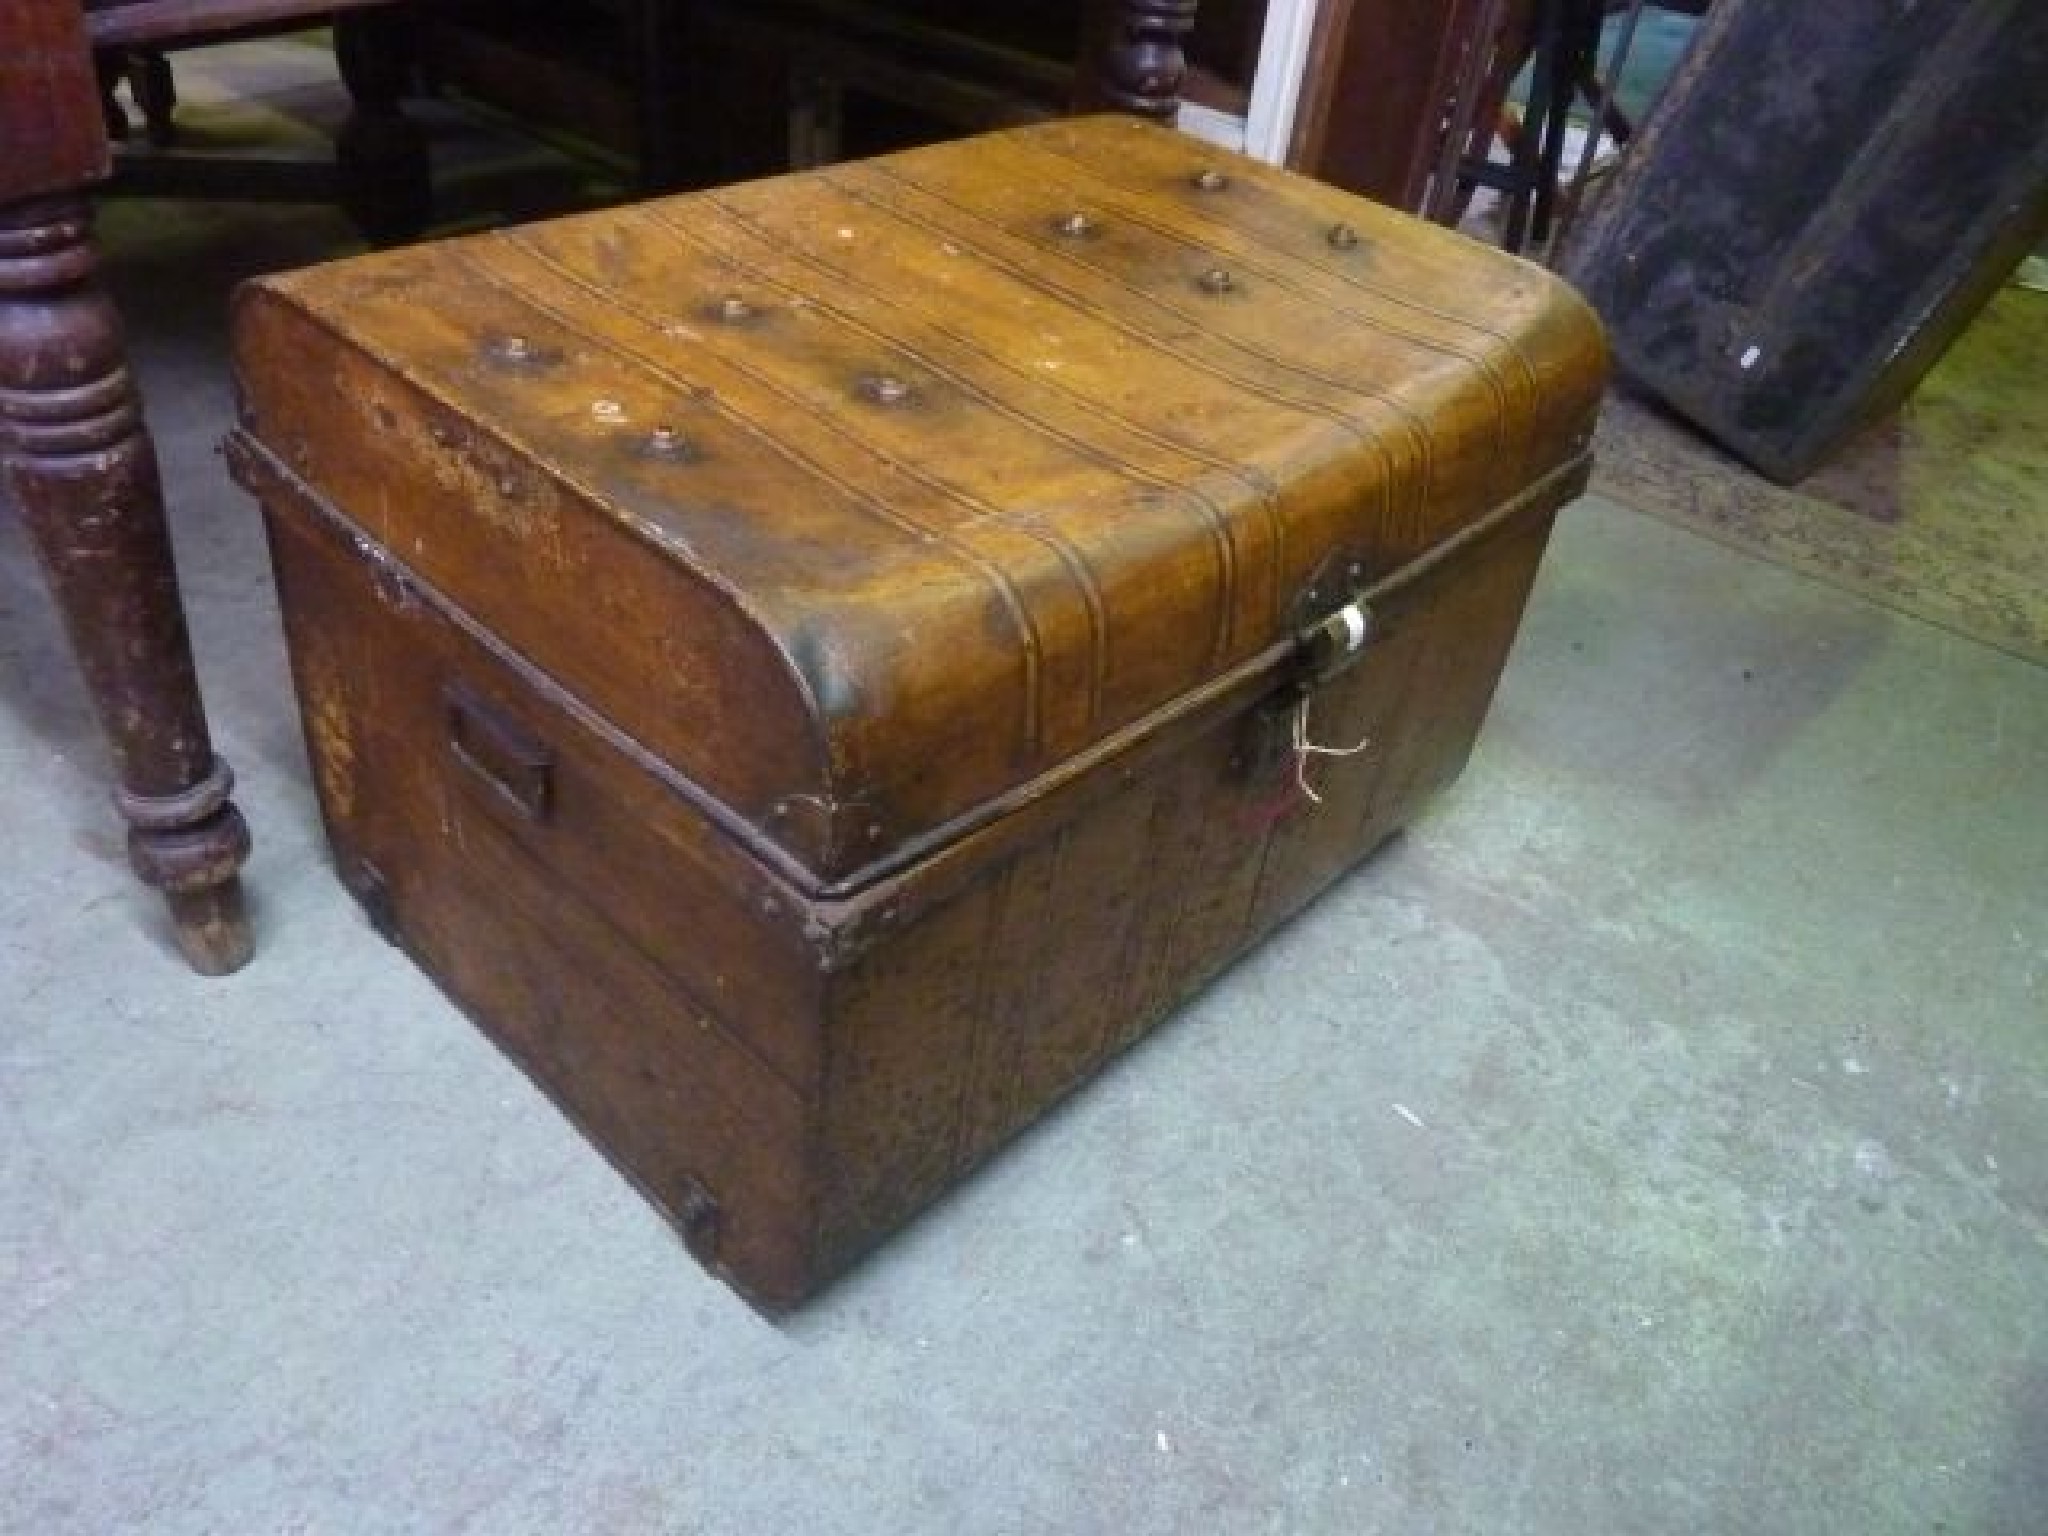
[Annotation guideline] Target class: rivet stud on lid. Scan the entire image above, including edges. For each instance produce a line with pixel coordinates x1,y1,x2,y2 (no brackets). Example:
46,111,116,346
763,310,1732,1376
1192,168,1229,192
1199,266,1237,295
718,294,754,323
860,373,912,406
484,334,558,370
1054,211,1096,238
1328,222,1361,250
643,425,694,461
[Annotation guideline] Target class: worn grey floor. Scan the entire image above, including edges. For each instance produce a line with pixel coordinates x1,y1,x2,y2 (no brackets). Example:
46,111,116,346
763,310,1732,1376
6,79,2048,1536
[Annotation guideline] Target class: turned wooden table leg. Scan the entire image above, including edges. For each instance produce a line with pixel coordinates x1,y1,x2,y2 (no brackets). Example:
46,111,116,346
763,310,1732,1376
0,194,252,974
1090,0,1199,119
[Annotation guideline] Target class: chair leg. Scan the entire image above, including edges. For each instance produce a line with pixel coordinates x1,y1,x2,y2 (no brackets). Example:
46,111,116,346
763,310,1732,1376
0,196,253,975
1548,0,1649,266
133,50,179,147
334,8,431,245
96,53,134,142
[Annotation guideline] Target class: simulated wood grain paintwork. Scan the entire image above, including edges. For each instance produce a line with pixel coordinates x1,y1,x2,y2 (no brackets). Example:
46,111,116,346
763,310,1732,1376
233,116,1604,886
230,118,1606,1309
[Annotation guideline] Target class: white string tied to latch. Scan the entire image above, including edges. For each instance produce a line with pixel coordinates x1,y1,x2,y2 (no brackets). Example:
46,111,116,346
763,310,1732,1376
1290,692,1373,806
1288,598,1375,806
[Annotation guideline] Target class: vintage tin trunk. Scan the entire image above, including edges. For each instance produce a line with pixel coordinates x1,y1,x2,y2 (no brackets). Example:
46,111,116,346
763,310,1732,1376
228,116,1606,1311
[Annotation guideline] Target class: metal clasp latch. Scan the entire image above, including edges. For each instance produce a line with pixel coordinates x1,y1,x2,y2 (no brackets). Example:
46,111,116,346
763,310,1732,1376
1233,594,1379,794
1298,599,1375,684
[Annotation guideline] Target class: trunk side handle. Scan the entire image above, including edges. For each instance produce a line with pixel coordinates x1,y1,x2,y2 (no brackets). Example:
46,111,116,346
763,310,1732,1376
444,679,555,823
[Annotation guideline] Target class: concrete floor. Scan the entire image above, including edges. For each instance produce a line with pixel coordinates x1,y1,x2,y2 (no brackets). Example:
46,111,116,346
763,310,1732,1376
5,115,2048,1536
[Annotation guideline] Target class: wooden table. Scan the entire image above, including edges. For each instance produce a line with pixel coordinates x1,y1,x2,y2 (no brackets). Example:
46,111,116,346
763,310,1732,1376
0,0,1199,977
1,0,253,974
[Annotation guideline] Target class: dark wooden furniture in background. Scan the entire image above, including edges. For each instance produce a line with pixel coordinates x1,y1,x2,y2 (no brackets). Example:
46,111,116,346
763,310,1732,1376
699,0,1105,173
88,0,431,245
1565,0,2048,481
416,0,1209,189
414,0,701,190
1,0,253,972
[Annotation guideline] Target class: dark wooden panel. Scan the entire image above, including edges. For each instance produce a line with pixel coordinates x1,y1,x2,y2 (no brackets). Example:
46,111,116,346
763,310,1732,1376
1565,0,2048,482
1289,0,1495,210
